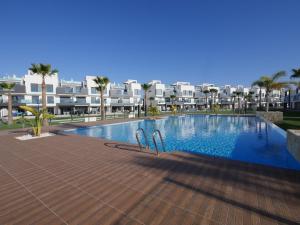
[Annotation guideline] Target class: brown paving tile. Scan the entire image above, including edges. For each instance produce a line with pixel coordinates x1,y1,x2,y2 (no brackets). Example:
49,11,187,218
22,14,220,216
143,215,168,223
0,154,35,174
0,168,15,187
39,185,105,223
79,177,130,202
0,182,37,216
127,195,174,225
158,207,196,225
0,197,65,225
192,214,221,225
0,130,300,225
75,204,139,225
107,187,147,213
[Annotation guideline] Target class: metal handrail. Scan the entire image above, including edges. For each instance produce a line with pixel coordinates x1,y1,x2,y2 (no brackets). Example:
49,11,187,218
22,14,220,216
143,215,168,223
136,128,149,151
152,129,165,156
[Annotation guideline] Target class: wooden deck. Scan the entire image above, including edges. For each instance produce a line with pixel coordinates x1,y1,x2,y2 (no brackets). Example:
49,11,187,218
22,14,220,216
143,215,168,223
0,128,300,225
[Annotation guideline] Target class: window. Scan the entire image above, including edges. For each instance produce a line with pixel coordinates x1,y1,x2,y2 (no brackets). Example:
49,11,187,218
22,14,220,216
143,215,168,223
46,85,53,93
31,84,40,92
134,89,140,95
76,97,86,104
91,97,100,104
64,87,73,93
47,96,54,104
91,87,98,94
12,96,25,103
156,89,163,95
60,97,72,103
75,86,81,93
32,96,40,104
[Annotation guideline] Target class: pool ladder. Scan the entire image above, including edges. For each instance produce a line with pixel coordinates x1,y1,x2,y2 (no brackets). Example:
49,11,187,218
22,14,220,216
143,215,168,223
135,128,165,156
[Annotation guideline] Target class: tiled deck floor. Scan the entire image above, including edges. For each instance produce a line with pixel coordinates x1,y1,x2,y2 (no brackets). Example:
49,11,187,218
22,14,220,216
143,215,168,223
0,131,300,225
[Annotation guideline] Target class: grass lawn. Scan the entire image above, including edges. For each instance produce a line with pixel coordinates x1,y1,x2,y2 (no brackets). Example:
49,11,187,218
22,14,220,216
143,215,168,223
276,117,300,131
0,121,32,130
0,120,60,130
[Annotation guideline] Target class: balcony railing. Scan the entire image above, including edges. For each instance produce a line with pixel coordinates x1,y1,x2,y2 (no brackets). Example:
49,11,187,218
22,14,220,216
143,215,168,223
56,87,88,95
110,99,132,104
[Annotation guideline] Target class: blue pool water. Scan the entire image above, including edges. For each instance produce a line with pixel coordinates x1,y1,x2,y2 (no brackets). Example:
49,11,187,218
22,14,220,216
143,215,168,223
66,115,300,171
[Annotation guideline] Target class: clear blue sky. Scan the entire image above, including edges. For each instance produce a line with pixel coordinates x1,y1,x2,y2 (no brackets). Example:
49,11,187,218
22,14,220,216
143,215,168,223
0,0,299,86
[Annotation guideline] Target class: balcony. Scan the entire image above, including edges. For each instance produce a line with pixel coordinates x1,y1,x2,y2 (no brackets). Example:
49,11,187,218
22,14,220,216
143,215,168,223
110,98,136,106
57,98,89,106
0,84,26,94
156,99,166,104
0,99,28,106
195,99,206,105
56,87,88,95
109,89,133,98
292,94,300,102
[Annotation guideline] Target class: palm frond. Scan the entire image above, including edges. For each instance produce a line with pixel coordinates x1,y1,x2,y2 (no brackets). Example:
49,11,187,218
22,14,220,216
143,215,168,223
209,88,218,93
93,76,110,91
271,82,289,90
290,68,300,79
29,63,57,77
19,106,39,117
50,68,59,75
272,70,286,81
0,82,16,90
141,83,152,91
252,79,264,87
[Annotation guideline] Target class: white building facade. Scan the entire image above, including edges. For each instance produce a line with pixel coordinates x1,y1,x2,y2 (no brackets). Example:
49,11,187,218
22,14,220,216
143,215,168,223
0,72,290,117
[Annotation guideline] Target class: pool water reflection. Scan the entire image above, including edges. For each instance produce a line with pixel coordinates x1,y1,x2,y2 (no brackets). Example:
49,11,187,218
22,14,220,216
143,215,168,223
66,115,300,171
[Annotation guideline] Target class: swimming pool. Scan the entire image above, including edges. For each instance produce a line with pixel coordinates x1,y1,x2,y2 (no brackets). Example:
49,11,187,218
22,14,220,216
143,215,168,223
66,115,300,171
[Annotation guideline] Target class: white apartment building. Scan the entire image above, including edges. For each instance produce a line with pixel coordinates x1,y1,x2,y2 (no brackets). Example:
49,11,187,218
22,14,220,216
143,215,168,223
0,73,142,116
164,82,196,110
0,71,292,117
110,80,142,112
147,80,166,110
194,83,220,109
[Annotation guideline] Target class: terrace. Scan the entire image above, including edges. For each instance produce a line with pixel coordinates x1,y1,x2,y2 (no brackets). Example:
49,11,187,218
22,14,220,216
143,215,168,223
0,120,299,225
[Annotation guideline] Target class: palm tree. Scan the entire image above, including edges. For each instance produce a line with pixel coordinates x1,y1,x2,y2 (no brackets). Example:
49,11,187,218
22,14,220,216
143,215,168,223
0,82,15,125
256,71,287,112
231,92,236,113
19,106,54,136
209,88,218,110
149,97,155,106
244,91,254,114
203,90,210,109
234,90,243,113
290,68,300,79
93,76,110,120
29,63,58,126
290,68,300,95
252,79,264,110
141,84,152,117
170,94,176,104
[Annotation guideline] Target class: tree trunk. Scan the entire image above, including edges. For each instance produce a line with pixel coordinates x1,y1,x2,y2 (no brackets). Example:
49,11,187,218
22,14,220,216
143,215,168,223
100,91,104,120
210,93,213,110
238,97,240,114
7,91,13,125
144,93,147,117
266,93,269,112
259,88,262,110
41,77,48,126
288,89,291,109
